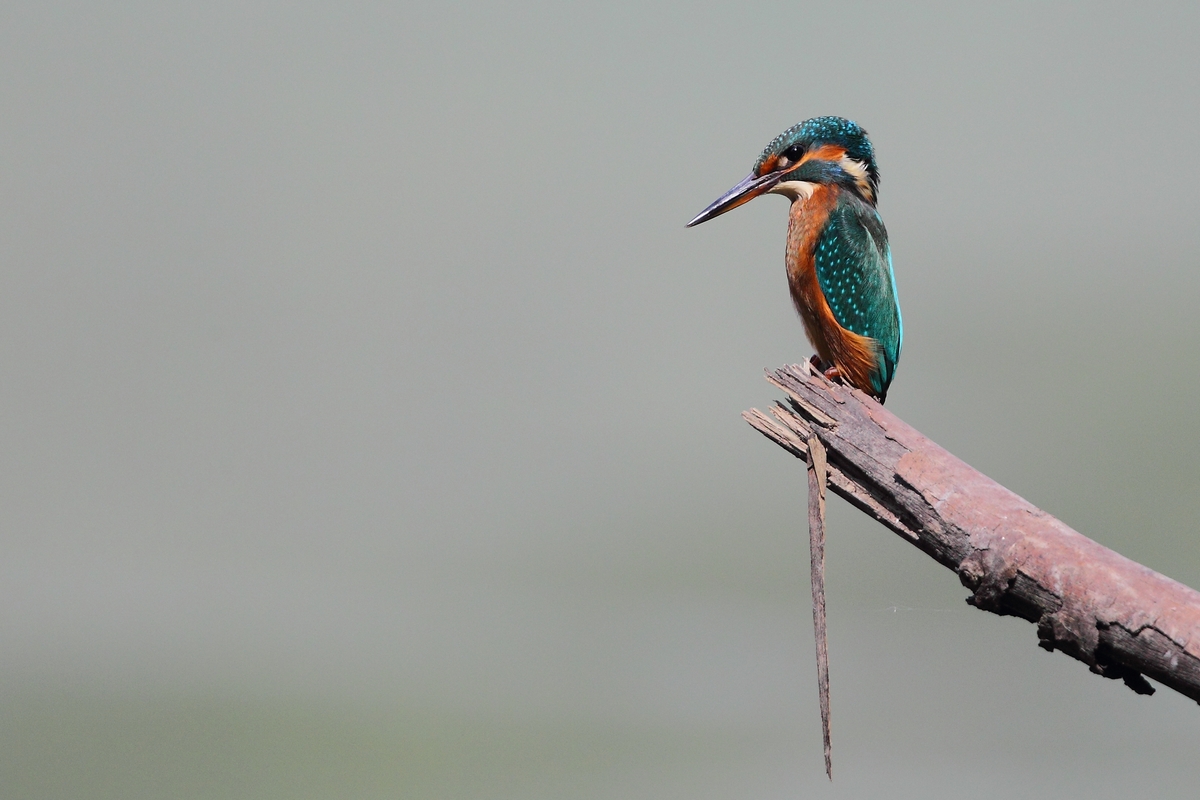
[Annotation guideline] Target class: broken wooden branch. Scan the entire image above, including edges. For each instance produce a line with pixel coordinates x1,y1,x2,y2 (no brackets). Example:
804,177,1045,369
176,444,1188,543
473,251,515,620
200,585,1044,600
744,362,1200,704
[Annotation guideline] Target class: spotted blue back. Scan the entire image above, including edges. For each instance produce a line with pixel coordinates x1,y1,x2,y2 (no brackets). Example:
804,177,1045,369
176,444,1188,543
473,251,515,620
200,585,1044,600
813,193,902,396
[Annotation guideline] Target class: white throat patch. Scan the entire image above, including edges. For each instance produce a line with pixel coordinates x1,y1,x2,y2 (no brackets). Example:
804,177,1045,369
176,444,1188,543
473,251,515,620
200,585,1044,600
768,180,817,201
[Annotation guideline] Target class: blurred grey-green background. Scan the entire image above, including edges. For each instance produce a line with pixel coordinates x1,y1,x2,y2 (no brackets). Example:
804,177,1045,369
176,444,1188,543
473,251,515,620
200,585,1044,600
2,2,1199,797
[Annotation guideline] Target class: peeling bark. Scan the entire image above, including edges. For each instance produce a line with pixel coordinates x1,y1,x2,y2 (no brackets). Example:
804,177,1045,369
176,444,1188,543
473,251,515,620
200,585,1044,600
744,362,1200,704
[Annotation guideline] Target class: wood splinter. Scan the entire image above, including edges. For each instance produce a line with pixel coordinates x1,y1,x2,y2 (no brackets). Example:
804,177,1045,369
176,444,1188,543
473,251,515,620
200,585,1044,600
806,433,832,780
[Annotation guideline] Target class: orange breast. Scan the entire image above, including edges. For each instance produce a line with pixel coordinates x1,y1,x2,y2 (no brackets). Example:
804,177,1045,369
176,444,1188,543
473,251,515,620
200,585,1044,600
785,187,881,394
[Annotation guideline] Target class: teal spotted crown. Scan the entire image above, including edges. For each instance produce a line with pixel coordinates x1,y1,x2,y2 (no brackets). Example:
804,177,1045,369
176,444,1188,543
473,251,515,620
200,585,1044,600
753,116,879,193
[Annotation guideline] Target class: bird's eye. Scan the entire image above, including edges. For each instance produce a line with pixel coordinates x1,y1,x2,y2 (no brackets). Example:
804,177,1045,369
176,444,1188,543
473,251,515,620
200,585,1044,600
775,146,805,171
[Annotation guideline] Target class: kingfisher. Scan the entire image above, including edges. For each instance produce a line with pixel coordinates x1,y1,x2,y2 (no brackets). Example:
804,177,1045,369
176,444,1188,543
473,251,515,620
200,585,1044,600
687,116,902,403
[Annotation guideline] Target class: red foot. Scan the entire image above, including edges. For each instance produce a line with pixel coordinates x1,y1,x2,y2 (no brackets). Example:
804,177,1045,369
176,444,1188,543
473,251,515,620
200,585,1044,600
807,355,843,384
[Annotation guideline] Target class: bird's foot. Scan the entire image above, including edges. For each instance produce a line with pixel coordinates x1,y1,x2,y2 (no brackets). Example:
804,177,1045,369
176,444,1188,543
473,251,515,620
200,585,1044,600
808,355,843,384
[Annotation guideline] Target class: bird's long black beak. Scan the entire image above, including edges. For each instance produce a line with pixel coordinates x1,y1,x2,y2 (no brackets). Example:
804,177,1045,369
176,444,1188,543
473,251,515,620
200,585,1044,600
686,170,780,227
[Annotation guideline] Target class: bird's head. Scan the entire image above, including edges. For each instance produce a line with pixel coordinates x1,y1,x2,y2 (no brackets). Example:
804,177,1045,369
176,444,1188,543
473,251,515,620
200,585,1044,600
686,116,880,228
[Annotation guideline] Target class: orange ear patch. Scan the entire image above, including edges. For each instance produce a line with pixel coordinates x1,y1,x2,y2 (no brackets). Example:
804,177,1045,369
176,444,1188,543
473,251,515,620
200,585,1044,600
799,144,847,165
759,145,847,177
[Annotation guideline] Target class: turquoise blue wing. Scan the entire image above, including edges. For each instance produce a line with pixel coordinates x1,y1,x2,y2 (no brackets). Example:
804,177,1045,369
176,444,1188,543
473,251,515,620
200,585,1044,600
813,194,903,397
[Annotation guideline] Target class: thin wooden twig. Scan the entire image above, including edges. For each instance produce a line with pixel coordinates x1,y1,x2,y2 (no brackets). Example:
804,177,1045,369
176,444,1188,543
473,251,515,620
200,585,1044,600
806,433,832,780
